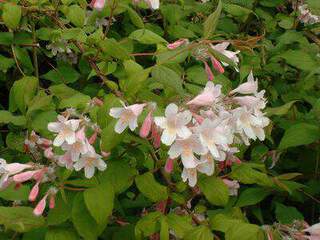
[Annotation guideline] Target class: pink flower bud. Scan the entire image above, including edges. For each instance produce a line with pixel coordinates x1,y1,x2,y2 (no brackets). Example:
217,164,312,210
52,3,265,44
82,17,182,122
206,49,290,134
88,131,98,145
92,97,104,106
101,151,111,158
167,39,187,49
33,169,46,182
37,138,52,147
13,170,38,183
192,113,204,124
90,0,105,10
204,61,214,81
49,194,55,209
210,57,224,74
140,112,153,138
164,158,174,173
76,127,86,141
151,125,161,148
44,147,54,159
33,194,48,216
5,163,32,175
29,182,40,202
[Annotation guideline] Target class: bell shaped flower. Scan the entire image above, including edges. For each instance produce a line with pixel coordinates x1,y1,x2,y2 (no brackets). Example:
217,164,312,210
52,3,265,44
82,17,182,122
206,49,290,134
90,0,106,10
196,119,233,158
233,107,270,145
204,61,214,81
232,90,266,111
222,179,240,196
167,39,188,49
187,82,222,106
61,127,89,162
303,223,320,240
48,115,80,147
110,102,146,134
144,0,160,9
197,154,215,176
154,103,192,145
231,71,258,95
181,167,198,187
168,134,207,168
210,57,224,74
0,159,32,188
73,145,107,179
211,42,240,70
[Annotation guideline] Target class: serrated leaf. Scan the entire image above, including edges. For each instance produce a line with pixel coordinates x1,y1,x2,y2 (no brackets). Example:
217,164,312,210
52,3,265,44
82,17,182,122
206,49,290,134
236,188,271,207
203,0,222,39
198,176,229,206
129,29,167,44
2,3,21,29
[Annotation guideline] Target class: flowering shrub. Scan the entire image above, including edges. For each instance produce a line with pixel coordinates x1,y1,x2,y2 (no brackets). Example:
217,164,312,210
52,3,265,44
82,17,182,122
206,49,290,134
0,0,319,239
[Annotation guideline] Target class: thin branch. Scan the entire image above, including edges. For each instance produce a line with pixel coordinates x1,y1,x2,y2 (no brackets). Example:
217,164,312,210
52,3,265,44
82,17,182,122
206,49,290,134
11,45,25,77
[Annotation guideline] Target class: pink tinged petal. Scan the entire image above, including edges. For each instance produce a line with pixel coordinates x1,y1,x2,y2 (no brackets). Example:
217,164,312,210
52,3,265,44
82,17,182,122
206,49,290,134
211,57,224,73
212,42,230,52
13,170,38,183
176,126,192,139
65,131,76,145
145,0,159,9
29,182,40,202
115,119,128,134
33,169,46,182
101,151,111,157
204,61,214,81
33,194,48,216
164,158,174,173
192,113,204,124
53,133,65,147
177,111,192,126
85,166,95,179
181,152,197,168
182,168,197,187
128,117,138,131
92,97,104,106
76,127,86,141
88,131,98,144
165,103,178,118
90,0,106,10
6,163,32,175
96,159,107,171
73,159,86,171
128,103,146,116
154,117,167,129
49,195,55,209
168,143,182,159
187,92,214,106
109,107,124,118
167,39,187,49
140,112,153,138
161,129,176,146
48,122,62,133
44,147,54,159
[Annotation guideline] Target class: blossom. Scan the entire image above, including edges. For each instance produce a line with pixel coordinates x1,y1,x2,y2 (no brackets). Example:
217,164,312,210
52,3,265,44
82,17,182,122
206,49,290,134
0,159,32,187
232,92,266,112
140,112,153,138
167,39,188,49
233,107,270,145
303,223,320,239
109,102,146,134
144,0,159,9
187,82,221,106
168,134,207,168
210,56,224,74
197,154,215,176
211,42,240,69
48,115,80,147
230,71,258,95
223,179,240,196
90,0,106,10
204,61,214,81
154,103,192,145
73,145,107,178
164,158,174,173
61,127,89,162
181,168,198,187
196,118,233,158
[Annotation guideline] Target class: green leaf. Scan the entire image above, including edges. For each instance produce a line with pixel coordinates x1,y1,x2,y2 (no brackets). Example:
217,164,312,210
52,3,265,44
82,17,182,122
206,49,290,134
275,203,304,224
135,212,162,239
203,0,222,39
278,123,320,150
135,172,168,202
280,50,318,72
166,213,194,238
129,29,167,44
0,110,26,126
99,39,130,60
100,120,125,151
2,3,21,29
198,176,229,206
99,160,137,194
9,76,38,114
266,101,297,116
72,193,104,240
84,182,114,225
47,193,74,226
184,226,213,240
58,93,91,110
236,188,271,207
66,5,85,27
0,207,45,232
223,3,253,22
45,228,78,240
126,7,145,28
41,65,80,84
160,216,169,240
0,54,15,72
152,65,184,95
0,184,29,201
225,223,265,240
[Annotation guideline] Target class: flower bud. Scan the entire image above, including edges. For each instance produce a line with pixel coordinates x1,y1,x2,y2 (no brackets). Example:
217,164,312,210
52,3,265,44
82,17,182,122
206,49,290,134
164,158,174,173
210,57,224,74
29,182,40,202
140,112,153,138
90,0,106,10
33,194,48,216
167,39,187,49
204,61,214,81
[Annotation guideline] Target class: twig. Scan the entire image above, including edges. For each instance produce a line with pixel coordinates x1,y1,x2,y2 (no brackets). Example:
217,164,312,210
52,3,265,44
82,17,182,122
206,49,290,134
11,45,25,77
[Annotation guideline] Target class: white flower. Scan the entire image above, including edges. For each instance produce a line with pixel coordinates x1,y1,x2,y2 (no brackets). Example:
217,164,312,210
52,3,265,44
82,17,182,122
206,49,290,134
231,71,258,95
197,154,215,176
154,103,192,145
223,179,240,196
187,82,222,106
181,168,198,187
0,159,32,187
109,102,146,134
168,134,207,168
211,42,240,70
61,127,89,162
232,91,266,112
196,118,233,158
233,107,270,145
145,0,159,9
48,115,80,147
73,145,107,178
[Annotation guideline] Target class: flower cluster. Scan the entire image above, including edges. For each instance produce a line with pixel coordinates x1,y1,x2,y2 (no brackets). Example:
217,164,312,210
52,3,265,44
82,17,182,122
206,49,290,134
110,71,270,187
297,4,320,25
